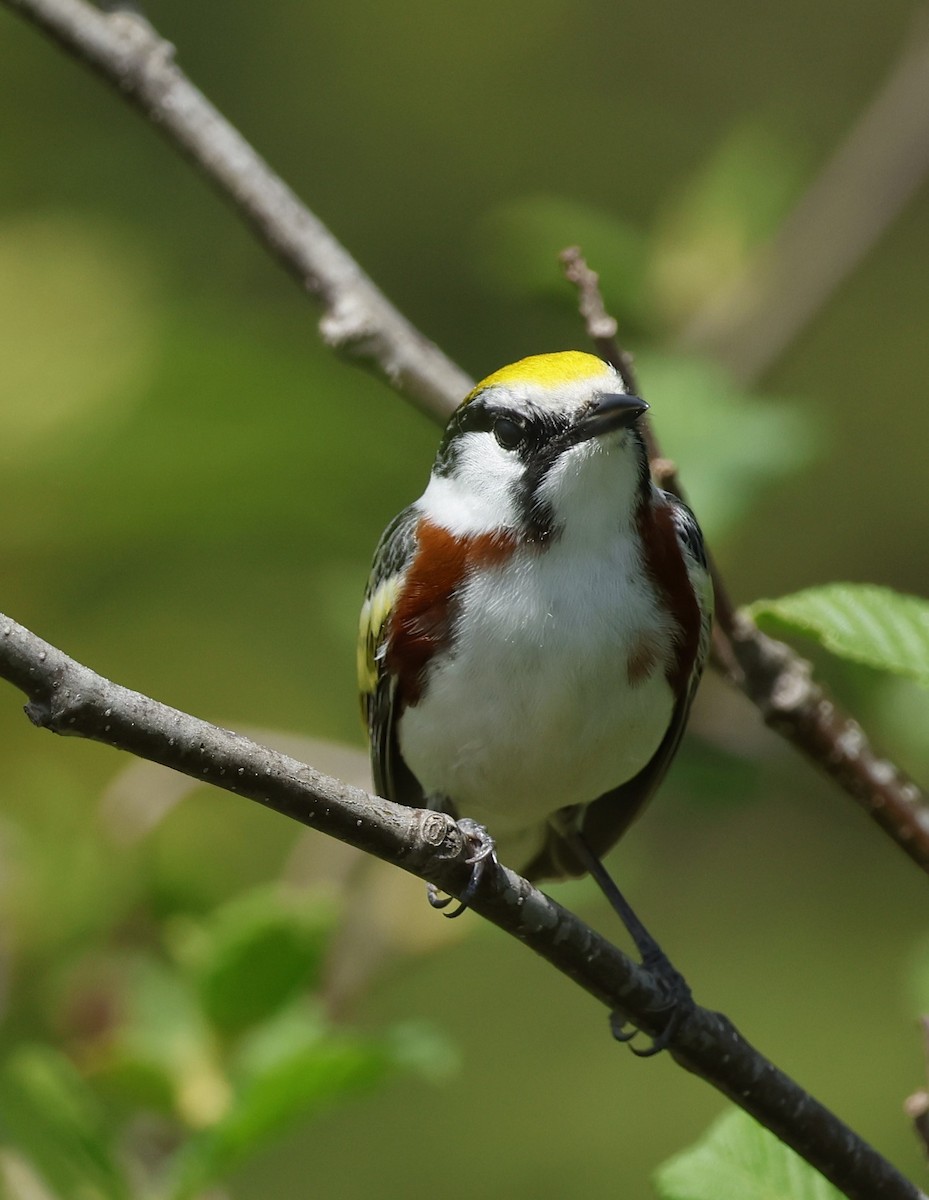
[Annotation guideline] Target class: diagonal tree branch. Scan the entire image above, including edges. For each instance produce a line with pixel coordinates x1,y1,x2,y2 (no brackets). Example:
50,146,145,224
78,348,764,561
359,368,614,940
0,613,924,1200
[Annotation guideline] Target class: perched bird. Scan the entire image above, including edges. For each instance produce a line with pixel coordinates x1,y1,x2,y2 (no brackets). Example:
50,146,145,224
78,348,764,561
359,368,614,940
358,351,712,1023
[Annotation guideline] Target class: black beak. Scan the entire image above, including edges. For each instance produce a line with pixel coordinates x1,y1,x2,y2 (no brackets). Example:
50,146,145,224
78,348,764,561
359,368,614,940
570,392,648,444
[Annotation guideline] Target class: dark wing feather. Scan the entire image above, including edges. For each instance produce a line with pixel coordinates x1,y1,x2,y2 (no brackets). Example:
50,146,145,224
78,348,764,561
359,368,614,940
525,492,713,882
358,506,425,809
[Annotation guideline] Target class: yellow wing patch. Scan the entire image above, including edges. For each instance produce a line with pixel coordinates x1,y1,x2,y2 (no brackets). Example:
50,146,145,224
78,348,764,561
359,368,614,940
467,351,609,400
357,574,402,695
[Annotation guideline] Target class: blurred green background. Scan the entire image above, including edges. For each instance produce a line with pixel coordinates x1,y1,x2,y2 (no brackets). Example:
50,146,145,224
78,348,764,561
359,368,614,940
2,1,929,1196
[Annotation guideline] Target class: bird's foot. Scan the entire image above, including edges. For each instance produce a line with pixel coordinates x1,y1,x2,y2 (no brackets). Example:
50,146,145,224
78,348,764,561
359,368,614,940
426,818,497,919
610,951,694,1057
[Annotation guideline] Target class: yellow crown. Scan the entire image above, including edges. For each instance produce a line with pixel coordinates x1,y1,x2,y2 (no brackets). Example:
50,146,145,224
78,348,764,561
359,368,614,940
468,351,609,400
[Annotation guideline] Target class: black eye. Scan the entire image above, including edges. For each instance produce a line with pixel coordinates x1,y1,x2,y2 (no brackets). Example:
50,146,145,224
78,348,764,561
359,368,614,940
493,417,525,450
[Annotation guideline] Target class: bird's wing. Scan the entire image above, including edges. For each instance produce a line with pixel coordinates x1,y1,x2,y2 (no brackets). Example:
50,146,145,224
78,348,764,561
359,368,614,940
526,493,713,881
358,505,425,809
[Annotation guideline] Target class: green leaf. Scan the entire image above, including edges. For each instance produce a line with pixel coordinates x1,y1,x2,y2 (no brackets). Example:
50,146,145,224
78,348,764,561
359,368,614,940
176,886,335,1038
88,955,226,1127
0,1045,130,1200
165,1007,392,1200
655,1107,844,1200
750,584,929,688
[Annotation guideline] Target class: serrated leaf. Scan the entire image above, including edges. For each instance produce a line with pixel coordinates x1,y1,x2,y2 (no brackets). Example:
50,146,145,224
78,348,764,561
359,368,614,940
750,584,929,688
0,1045,130,1200
655,1108,844,1200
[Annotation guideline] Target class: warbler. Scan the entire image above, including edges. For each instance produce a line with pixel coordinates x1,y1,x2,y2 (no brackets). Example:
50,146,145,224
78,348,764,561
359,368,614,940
358,351,712,997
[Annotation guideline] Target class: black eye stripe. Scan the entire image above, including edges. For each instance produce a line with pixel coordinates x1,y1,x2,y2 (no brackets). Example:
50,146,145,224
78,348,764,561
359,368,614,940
433,401,575,477
489,407,569,454
457,404,494,434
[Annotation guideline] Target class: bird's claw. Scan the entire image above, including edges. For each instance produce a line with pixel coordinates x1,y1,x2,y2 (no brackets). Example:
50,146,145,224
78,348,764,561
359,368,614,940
426,884,456,911
610,959,694,1056
461,818,497,867
426,818,497,918
609,1012,639,1044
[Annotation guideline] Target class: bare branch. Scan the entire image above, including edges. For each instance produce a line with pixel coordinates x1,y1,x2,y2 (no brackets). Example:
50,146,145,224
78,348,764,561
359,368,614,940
0,613,923,1200
559,248,636,388
2,0,471,422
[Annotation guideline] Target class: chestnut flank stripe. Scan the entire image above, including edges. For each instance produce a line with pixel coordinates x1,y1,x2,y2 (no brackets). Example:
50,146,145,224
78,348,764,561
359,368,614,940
637,502,702,695
387,518,516,704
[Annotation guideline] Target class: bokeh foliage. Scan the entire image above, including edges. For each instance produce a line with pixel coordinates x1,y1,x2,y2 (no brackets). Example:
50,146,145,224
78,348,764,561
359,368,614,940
1,0,929,1196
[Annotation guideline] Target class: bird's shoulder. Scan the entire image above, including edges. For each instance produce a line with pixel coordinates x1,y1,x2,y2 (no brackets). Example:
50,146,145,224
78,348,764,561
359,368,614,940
658,488,714,676
357,505,419,699
661,489,708,571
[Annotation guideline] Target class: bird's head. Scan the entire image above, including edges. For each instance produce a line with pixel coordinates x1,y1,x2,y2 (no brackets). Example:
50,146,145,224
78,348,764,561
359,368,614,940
420,351,650,542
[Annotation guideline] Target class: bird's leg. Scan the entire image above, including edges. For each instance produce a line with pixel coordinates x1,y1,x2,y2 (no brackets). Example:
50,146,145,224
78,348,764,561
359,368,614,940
426,817,497,919
563,830,693,1056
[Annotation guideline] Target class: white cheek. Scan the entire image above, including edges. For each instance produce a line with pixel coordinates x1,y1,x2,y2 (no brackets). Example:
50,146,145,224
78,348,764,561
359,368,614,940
417,433,521,534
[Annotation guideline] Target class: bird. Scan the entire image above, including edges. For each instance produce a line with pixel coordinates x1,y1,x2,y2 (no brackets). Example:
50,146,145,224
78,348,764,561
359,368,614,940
358,350,712,1043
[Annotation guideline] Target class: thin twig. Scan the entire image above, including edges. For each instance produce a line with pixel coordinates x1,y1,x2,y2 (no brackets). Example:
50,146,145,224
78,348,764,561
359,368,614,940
561,245,929,872
0,612,923,1200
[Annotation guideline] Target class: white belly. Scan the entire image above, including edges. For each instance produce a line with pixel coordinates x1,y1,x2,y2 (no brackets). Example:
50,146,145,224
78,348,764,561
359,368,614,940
398,536,676,865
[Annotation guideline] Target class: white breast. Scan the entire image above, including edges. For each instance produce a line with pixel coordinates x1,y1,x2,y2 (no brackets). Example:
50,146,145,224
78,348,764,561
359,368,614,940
397,525,678,868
